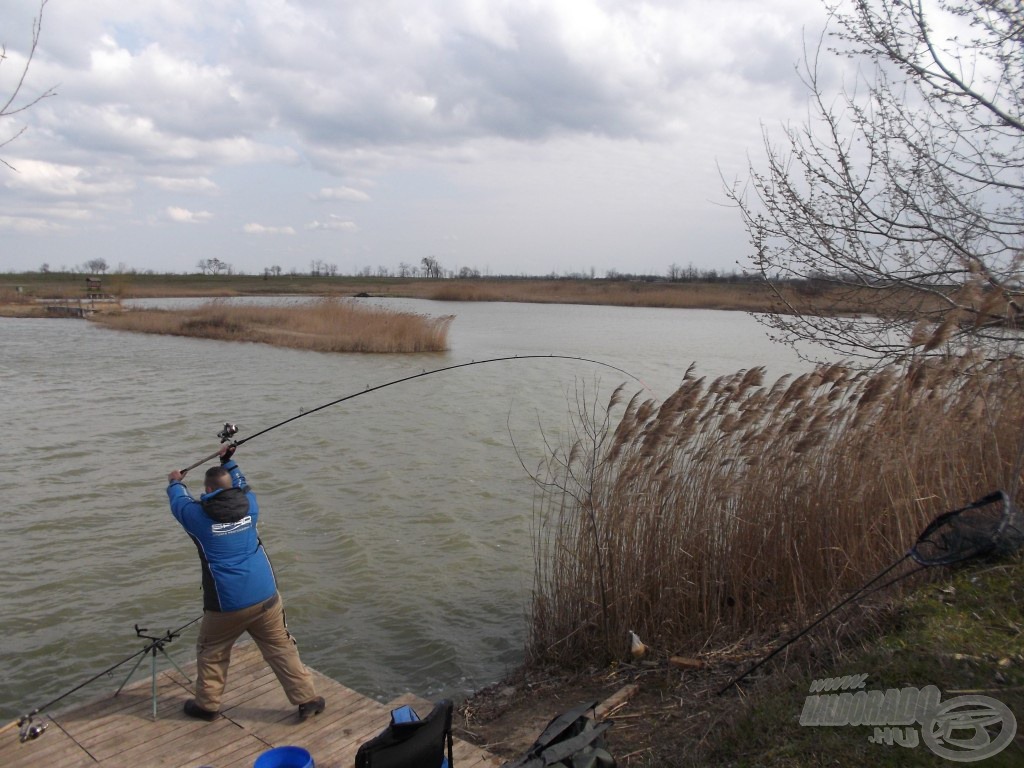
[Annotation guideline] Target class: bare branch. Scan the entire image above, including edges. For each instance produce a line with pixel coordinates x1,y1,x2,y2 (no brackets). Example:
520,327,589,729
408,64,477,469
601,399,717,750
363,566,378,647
729,0,1023,365
1,0,57,169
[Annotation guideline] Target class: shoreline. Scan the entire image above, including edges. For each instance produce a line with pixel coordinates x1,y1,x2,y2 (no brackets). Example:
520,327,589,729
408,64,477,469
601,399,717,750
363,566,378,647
455,557,1024,766
0,273,916,317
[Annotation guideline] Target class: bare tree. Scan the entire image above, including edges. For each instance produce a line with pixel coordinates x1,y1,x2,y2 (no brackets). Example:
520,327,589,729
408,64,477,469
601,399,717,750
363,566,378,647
1,1,56,171
85,258,108,274
197,257,230,275
728,0,1023,363
421,256,442,278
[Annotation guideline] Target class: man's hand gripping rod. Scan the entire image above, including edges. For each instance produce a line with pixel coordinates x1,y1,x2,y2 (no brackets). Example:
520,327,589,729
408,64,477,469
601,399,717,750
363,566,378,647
179,423,239,476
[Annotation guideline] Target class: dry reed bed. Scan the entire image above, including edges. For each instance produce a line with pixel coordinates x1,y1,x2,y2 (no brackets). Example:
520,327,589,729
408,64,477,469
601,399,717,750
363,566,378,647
528,354,1024,667
423,279,959,317
426,279,798,311
91,299,453,353
2,273,961,318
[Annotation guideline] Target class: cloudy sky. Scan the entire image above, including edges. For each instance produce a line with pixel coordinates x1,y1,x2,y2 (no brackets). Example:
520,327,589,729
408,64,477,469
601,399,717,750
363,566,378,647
0,0,833,277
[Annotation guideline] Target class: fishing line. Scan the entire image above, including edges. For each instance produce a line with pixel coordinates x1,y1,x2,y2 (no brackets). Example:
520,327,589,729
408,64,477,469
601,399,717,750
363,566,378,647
182,354,654,473
718,556,912,695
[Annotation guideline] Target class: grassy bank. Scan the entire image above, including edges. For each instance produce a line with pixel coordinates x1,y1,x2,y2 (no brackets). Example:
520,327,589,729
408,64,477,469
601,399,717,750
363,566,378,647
462,555,1024,766
528,355,1024,668
90,299,453,353
705,557,1024,766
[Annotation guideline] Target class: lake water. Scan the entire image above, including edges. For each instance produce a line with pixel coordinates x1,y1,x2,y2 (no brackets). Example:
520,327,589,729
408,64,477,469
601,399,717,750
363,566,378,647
0,299,820,721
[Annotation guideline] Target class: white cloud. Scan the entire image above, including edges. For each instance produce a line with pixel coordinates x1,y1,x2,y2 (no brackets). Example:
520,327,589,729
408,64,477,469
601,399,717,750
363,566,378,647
313,186,371,203
0,215,66,233
166,206,213,223
243,222,296,235
3,159,134,199
307,216,358,232
148,176,219,193
0,0,834,275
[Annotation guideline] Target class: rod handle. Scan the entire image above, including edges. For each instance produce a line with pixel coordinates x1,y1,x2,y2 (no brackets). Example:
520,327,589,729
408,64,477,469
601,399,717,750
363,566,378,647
179,449,221,476
0,718,23,737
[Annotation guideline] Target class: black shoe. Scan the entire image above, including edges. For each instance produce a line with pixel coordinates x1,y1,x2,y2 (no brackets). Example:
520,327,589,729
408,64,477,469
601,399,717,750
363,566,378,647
184,699,219,721
298,696,325,720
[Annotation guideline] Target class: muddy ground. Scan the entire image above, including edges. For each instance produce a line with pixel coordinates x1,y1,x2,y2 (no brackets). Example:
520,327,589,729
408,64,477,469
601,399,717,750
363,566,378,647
454,652,764,767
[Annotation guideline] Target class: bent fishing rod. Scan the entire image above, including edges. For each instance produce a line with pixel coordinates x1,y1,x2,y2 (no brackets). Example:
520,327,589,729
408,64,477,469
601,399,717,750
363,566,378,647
5,355,644,739
180,354,653,475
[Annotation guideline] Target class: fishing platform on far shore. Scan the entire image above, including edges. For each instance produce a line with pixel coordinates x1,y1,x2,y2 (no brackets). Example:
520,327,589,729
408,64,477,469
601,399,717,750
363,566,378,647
1,641,501,768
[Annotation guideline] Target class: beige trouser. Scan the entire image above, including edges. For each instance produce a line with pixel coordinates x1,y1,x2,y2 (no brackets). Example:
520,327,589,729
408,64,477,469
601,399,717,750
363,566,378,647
194,593,318,711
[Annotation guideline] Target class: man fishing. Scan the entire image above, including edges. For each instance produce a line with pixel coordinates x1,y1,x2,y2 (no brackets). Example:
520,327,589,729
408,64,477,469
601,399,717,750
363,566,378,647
166,443,325,722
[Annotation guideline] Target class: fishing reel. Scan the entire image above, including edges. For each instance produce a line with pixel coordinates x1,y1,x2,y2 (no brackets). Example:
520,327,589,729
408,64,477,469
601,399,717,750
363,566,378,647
18,714,47,743
217,422,239,443
179,422,241,476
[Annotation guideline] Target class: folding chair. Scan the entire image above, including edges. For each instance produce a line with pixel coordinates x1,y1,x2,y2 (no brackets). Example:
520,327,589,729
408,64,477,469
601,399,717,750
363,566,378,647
354,699,454,768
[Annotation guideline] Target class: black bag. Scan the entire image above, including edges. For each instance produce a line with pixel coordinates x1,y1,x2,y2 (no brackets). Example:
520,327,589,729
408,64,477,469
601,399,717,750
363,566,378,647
354,700,454,768
501,701,616,768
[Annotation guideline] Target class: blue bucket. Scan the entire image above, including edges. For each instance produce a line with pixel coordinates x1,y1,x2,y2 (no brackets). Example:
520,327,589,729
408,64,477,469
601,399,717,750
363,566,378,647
253,745,314,768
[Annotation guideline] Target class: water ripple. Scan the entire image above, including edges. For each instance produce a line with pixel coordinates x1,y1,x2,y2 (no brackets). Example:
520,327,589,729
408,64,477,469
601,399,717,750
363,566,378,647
0,303,817,719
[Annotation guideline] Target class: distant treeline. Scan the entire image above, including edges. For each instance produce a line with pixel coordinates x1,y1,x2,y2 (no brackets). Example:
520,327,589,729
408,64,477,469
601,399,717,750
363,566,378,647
16,258,765,284
0,270,951,319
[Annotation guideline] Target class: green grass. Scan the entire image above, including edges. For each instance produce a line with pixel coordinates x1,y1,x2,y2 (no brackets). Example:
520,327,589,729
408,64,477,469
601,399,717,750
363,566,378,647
705,558,1024,766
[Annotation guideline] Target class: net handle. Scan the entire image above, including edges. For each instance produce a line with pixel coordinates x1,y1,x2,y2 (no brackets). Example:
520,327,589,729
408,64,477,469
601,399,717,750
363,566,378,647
909,490,1009,566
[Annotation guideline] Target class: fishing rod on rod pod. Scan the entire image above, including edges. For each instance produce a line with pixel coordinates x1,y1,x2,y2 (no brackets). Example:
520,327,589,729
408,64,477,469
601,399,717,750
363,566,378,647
179,354,654,475
1,615,203,743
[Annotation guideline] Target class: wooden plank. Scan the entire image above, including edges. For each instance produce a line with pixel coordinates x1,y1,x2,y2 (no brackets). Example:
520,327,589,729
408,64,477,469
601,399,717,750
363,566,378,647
63,674,184,725
180,736,272,768
219,747,276,768
288,697,403,768
219,666,279,702
252,696,386,758
59,678,193,757
2,717,97,768
228,668,374,735
0,639,502,768
100,715,242,767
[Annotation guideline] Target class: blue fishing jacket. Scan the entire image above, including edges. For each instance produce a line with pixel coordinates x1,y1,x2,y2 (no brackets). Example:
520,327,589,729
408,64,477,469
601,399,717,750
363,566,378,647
167,459,277,612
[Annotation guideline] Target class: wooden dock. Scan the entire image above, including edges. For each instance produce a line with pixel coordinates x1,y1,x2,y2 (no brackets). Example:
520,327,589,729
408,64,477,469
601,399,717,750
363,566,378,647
1,641,501,768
